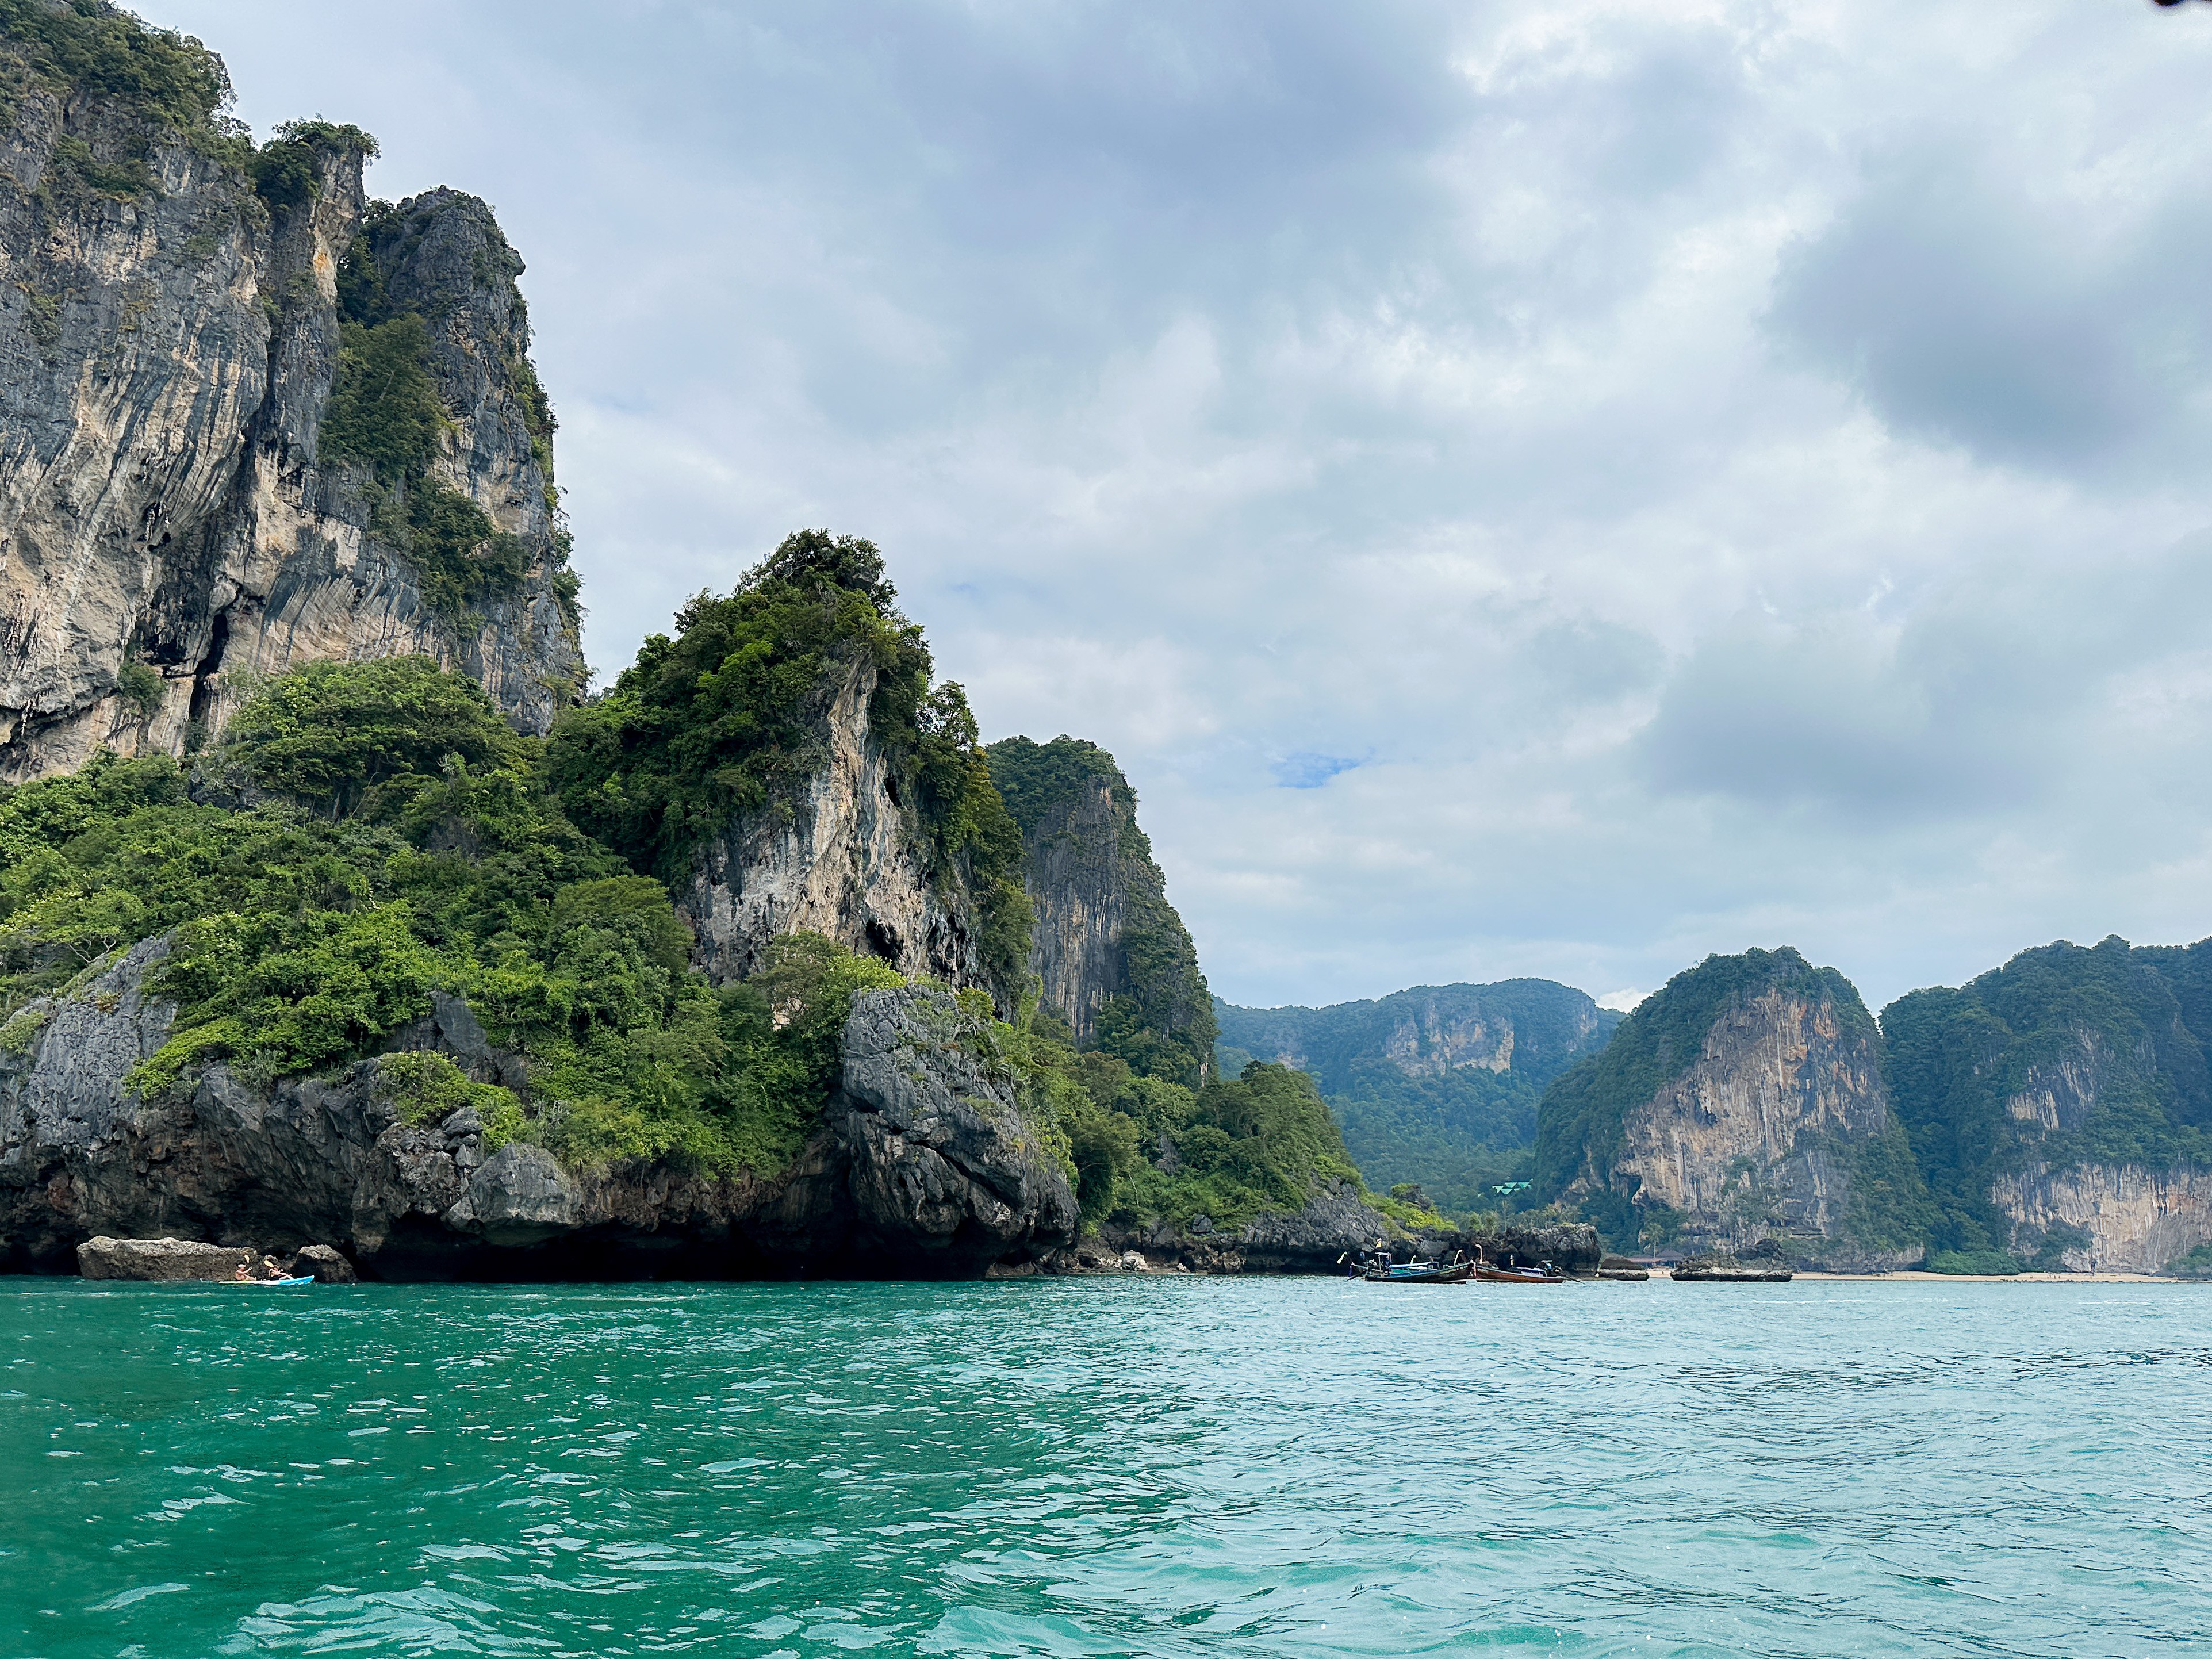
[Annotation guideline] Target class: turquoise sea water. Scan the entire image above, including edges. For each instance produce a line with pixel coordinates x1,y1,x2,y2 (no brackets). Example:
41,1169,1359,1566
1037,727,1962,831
2,1277,2207,1657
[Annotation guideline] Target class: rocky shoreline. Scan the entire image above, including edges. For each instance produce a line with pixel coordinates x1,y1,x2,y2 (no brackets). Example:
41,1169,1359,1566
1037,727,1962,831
0,952,1082,1281
9,945,1584,1284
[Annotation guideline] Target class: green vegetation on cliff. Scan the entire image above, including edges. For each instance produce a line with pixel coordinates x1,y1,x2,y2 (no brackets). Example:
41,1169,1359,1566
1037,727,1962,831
549,532,1030,1001
0,657,895,1176
1023,1025,1360,1229
318,199,541,624
0,0,232,136
0,7,370,212
1883,935,2212,1255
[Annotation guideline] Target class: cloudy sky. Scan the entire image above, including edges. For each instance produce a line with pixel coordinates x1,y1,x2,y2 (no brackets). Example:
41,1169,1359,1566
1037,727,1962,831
148,0,2212,1013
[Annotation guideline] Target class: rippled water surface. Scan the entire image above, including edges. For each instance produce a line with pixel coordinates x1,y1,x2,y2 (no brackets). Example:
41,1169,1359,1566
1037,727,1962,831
3,1277,2209,1657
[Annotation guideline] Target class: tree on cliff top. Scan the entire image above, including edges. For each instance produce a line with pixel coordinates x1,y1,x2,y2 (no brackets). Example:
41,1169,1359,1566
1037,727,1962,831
0,0,233,135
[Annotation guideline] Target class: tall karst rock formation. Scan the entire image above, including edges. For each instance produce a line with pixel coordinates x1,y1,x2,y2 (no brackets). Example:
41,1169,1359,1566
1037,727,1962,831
543,534,1033,1012
984,736,1215,1086
1884,935,2212,1274
0,6,580,781
0,8,1086,1282
1538,948,1930,1269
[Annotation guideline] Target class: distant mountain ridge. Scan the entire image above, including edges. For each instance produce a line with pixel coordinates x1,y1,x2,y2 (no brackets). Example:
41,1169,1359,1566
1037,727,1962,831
1214,981,1621,1210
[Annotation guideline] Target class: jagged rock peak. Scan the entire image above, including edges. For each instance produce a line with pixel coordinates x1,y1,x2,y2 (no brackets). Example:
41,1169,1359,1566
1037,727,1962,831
0,5,582,781
985,734,1215,1087
549,530,1033,1011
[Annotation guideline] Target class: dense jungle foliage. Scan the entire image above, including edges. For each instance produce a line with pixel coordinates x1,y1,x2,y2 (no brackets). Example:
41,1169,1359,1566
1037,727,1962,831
0,649,1341,1232
547,532,1032,1004
0,0,231,136
1215,981,1619,1213
0,604,1358,1243
0,658,900,1176
984,735,1217,1088
1021,1013,1362,1230
1882,935,2212,1256
0,5,369,213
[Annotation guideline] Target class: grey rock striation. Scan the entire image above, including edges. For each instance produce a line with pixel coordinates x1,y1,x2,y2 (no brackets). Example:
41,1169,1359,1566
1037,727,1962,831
0,951,1076,1278
0,52,580,781
680,657,997,995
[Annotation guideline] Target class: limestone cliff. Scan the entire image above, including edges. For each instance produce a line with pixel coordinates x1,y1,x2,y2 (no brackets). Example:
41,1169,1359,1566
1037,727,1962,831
984,735,1214,1085
1216,980,1619,1211
679,654,999,994
0,10,580,780
1884,934,2212,1273
1539,948,1928,1269
1988,1164,2212,1275
0,944,1076,1278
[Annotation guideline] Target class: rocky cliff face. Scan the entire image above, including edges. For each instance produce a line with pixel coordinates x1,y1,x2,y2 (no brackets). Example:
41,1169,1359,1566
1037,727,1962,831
0,28,580,781
1884,934,2212,1272
678,656,997,993
1989,1163,2212,1274
0,944,1076,1278
1542,948,1926,1270
1603,987,1899,1263
984,735,1214,1083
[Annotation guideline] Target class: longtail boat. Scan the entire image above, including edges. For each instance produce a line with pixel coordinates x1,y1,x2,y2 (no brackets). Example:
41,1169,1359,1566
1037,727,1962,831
1366,1258,1474,1283
1475,1262,1565,1284
1345,1247,1473,1283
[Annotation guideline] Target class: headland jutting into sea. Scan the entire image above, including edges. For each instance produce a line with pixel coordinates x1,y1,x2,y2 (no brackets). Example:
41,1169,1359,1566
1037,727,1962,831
2,3,2209,1288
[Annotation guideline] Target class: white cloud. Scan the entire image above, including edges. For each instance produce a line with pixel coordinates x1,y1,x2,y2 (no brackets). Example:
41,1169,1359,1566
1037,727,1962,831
143,0,2212,1013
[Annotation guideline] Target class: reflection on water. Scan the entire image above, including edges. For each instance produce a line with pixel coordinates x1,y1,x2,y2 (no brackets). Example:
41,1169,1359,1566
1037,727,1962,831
2,1277,2207,1656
